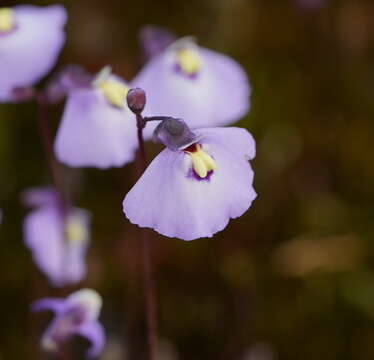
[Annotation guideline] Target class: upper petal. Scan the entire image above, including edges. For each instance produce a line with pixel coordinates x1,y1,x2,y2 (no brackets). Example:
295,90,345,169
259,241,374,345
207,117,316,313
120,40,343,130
54,86,138,169
194,127,256,160
0,5,67,101
123,134,256,240
131,44,250,133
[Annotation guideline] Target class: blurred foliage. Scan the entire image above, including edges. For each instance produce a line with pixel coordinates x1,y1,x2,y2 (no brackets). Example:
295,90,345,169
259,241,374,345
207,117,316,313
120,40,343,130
1,0,374,359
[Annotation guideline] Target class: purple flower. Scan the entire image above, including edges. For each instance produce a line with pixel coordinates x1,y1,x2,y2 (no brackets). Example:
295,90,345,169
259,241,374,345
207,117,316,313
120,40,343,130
123,119,256,240
0,5,67,101
23,187,91,287
54,67,138,169
131,37,251,134
32,289,105,358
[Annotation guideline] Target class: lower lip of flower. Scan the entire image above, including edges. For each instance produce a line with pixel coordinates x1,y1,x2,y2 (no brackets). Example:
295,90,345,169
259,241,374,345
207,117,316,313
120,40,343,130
174,48,202,78
0,8,15,34
184,143,217,180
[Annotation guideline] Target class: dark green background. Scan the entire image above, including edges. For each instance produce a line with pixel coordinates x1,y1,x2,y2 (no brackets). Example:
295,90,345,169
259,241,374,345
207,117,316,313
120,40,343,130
1,0,374,359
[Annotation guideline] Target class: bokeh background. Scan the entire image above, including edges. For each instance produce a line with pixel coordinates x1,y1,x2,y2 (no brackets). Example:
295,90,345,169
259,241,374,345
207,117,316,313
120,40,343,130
1,0,374,359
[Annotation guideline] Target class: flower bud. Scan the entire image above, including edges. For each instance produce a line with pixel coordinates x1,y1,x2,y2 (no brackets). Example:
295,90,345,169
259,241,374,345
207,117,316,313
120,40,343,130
126,88,146,114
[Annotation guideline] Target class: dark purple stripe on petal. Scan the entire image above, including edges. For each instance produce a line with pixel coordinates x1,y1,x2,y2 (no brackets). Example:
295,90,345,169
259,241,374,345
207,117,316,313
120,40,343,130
173,64,199,80
186,168,214,182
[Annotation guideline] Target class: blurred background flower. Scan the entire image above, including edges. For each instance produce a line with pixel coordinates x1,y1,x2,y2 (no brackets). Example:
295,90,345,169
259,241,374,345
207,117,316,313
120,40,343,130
22,187,91,287
0,4,66,101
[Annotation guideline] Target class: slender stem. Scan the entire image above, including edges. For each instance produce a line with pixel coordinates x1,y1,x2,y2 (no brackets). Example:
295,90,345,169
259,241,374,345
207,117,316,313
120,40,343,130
136,113,157,360
35,93,71,358
36,93,67,218
136,114,147,168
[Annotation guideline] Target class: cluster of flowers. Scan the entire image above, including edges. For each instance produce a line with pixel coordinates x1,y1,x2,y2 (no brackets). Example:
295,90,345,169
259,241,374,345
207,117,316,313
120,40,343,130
1,4,256,358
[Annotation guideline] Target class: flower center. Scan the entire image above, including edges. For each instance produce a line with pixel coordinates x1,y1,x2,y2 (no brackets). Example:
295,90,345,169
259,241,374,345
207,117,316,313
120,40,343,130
175,48,202,76
65,217,87,244
184,143,216,179
98,80,129,109
0,8,15,33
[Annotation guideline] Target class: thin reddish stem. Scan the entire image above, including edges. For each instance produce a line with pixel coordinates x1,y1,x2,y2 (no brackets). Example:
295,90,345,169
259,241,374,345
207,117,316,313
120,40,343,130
136,113,158,360
36,93,67,218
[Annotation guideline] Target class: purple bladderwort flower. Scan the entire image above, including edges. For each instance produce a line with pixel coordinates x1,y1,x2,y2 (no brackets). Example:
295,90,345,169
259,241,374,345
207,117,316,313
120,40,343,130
32,288,105,358
22,187,91,287
54,66,138,169
132,34,251,135
0,5,67,102
123,117,257,241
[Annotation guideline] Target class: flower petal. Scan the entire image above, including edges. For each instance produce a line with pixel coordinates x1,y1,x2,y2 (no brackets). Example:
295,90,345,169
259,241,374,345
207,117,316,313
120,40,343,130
0,5,67,101
123,129,256,240
132,45,250,134
75,321,106,358
199,48,251,126
31,298,65,314
54,87,138,169
23,206,90,287
194,127,256,160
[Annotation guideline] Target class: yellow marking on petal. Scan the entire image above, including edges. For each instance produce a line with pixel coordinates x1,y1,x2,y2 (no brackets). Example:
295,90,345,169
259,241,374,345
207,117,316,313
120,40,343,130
65,217,87,244
98,80,129,108
176,48,202,75
0,8,14,33
186,144,216,178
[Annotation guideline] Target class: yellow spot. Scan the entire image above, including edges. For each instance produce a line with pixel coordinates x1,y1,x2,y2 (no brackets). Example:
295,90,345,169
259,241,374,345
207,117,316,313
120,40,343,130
186,144,216,178
65,217,87,244
176,48,202,75
0,8,14,33
98,80,129,108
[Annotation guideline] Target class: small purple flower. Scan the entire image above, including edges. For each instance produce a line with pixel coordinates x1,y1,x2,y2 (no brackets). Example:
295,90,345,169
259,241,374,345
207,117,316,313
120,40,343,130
123,119,256,240
32,289,105,358
0,5,67,101
54,67,138,169
131,36,251,134
23,187,91,287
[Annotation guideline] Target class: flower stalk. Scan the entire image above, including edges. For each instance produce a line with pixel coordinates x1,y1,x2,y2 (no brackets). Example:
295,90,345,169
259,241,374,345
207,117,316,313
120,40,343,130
127,88,158,360
36,92,67,219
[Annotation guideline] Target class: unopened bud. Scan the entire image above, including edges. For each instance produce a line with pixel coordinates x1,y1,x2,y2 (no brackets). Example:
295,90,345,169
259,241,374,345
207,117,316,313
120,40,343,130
127,88,146,114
